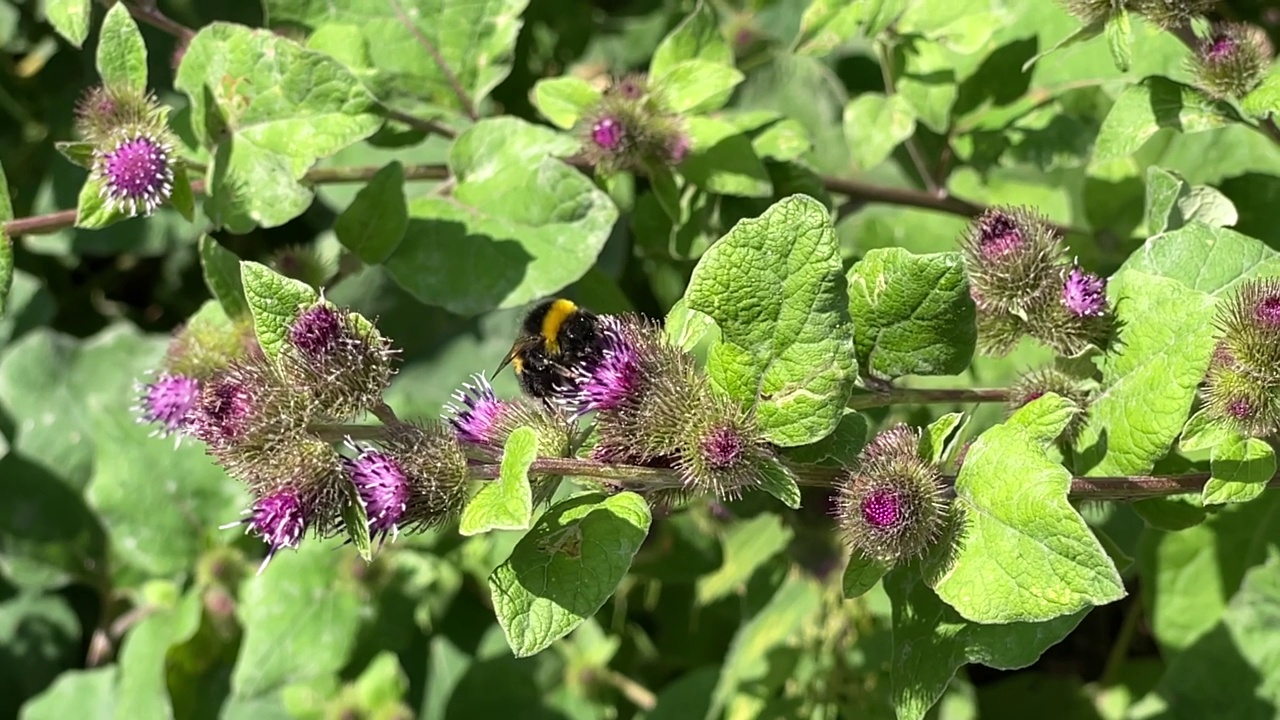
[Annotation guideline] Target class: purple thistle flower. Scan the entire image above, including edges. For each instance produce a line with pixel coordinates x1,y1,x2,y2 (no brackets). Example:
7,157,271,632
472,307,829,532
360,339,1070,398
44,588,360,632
135,373,200,438
975,210,1026,260
700,425,745,469
222,490,307,575
1207,33,1239,60
1062,267,1107,317
1253,292,1280,329
192,375,255,445
344,447,410,544
576,318,645,414
860,488,904,529
94,134,174,216
1227,397,1255,420
591,116,625,151
445,373,510,445
289,304,345,359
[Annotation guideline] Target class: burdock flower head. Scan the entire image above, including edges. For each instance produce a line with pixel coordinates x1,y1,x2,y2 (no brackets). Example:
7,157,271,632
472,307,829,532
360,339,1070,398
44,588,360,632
374,422,471,529
1215,278,1280,374
223,488,309,574
343,445,411,545
134,372,201,438
1189,22,1275,100
961,207,1066,317
1009,367,1094,443
579,75,688,173
1057,0,1122,25
164,305,259,381
834,424,948,564
673,395,771,502
1201,359,1278,437
282,302,397,421
1128,0,1218,30
76,85,178,217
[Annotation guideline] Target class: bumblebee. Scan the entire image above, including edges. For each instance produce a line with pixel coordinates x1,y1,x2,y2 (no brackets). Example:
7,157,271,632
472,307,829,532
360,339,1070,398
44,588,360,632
496,298,605,401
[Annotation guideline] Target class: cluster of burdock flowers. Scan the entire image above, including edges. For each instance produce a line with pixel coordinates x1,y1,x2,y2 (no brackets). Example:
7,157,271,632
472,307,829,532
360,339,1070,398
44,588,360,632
578,74,690,174
1200,279,1280,437
75,84,180,217
960,206,1113,357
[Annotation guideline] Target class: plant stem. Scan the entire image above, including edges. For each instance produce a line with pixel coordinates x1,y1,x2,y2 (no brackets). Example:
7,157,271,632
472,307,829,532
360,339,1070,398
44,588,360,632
386,0,479,121
876,39,942,195
846,387,1011,410
601,670,657,711
825,175,983,217
378,106,459,139
371,402,401,426
1099,596,1143,688
310,424,388,443
122,0,195,42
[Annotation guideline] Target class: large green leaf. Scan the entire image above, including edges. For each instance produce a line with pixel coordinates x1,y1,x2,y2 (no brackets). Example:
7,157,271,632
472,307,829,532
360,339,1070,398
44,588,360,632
1092,77,1241,165
381,118,616,315
843,93,918,170
264,0,528,114
240,261,320,358
333,161,409,265
198,236,249,319
174,23,383,232
649,1,733,81
889,570,1085,720
115,591,203,720
846,248,976,380
1073,272,1218,476
1118,222,1280,297
686,194,857,446
1143,168,1238,235
932,395,1125,623
96,3,147,94
489,492,651,657
19,668,118,720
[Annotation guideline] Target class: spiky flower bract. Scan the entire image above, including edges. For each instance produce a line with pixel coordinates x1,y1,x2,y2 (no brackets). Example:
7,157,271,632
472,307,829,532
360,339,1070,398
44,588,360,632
271,244,336,288
578,75,688,173
1058,0,1122,25
281,303,397,420
75,84,181,217
1201,361,1280,437
1216,278,1280,374
976,311,1028,357
189,357,314,452
135,373,201,437
961,207,1066,317
344,446,410,545
1023,278,1115,357
673,395,770,502
1009,367,1094,442
165,309,258,381
1189,22,1275,100
74,85,158,144
1128,0,1217,29
378,422,471,530
834,424,948,564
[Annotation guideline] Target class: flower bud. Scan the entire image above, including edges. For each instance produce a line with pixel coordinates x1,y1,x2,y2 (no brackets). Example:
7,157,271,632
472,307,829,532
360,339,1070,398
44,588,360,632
1201,361,1278,437
377,422,471,529
75,85,180,217
1009,367,1094,442
1216,278,1280,373
976,311,1028,357
165,312,258,381
271,244,336,288
1190,22,1275,100
579,75,689,173
1129,0,1218,30
673,395,770,501
281,303,397,420
189,356,317,453
134,372,201,438
834,424,947,564
961,207,1066,317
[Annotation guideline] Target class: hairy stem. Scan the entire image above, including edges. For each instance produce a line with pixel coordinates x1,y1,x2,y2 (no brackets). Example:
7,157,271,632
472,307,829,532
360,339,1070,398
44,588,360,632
378,106,459,139
846,387,1011,410
122,0,195,42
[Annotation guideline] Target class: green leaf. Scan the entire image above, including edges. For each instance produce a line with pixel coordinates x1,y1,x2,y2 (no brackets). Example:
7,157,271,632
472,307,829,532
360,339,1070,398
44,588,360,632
889,36,959,133
1020,20,1104,73
1119,223,1280,297
198,236,249,319
334,161,409,265
489,492,651,657
655,59,743,114
1143,167,1238,235
96,3,147,94
53,142,95,169
0,159,11,317
846,248,976,380
751,118,812,162
686,194,857,446
1179,409,1237,453
663,298,718,353
231,543,365,697
532,77,602,130
19,668,118,720
381,118,616,316
74,176,133,230
170,164,196,222
1202,434,1275,506
1074,272,1219,476
459,426,537,536
756,457,802,510
174,23,383,233
240,261,320,358
1105,9,1132,73
679,117,774,198
933,394,1125,623
696,513,793,605
709,577,824,718
794,0,867,57
843,93,917,170
340,483,373,562
264,0,529,115
888,570,1085,720
779,410,869,466
1135,553,1280,717
115,591,203,720
842,550,889,598
921,412,967,466
44,0,91,48
1091,77,1241,165
1241,68,1280,120
1137,492,1280,653
0,592,79,717
649,1,733,81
